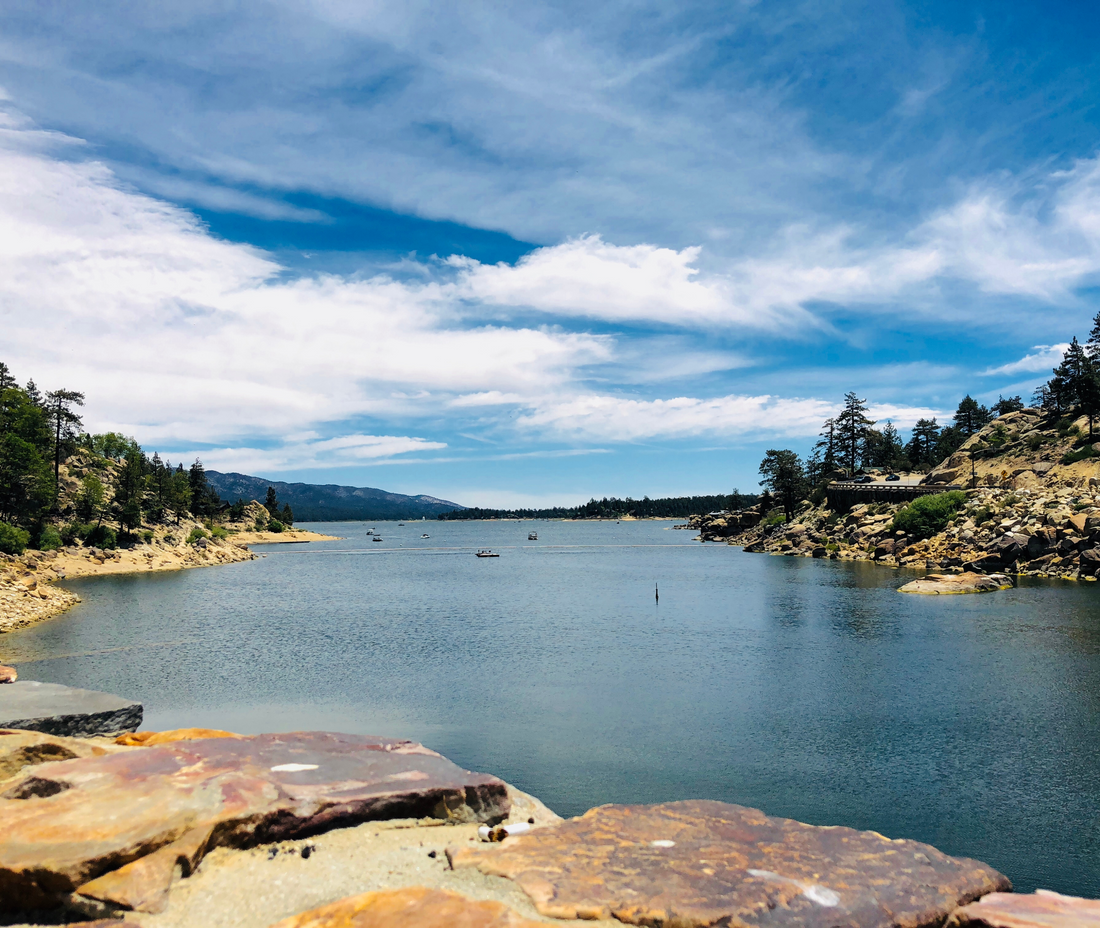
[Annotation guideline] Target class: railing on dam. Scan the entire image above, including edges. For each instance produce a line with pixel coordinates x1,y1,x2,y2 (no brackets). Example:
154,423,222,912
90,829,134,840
826,481,963,511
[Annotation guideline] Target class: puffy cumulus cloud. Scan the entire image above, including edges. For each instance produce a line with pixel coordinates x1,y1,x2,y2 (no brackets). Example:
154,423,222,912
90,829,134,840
0,119,610,451
449,236,761,328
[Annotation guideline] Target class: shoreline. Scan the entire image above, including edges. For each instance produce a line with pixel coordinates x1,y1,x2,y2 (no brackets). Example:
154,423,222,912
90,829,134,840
0,529,341,635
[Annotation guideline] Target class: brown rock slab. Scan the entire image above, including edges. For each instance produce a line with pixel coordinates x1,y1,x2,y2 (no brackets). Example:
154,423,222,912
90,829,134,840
899,572,1013,594
0,664,16,683
449,800,1010,928
267,886,547,928
0,729,116,784
947,889,1100,928
115,727,241,746
0,730,509,915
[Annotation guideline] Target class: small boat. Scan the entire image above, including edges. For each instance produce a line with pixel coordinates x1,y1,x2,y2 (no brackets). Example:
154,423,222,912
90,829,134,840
475,549,499,558
372,536,383,542
421,533,430,538
366,529,373,535
528,532,538,540
398,523,405,526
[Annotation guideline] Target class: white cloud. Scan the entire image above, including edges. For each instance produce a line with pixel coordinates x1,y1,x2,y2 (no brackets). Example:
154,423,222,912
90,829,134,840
980,344,1069,377
188,434,447,472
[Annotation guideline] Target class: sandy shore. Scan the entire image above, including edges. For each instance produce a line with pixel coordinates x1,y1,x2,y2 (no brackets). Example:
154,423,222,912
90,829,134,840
0,529,340,635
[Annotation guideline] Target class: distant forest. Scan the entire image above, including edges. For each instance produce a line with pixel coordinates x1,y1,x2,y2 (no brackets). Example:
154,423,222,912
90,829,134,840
437,492,760,521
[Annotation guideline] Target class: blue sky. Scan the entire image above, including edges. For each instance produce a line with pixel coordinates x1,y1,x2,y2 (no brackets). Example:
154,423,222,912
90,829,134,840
2,0,1100,507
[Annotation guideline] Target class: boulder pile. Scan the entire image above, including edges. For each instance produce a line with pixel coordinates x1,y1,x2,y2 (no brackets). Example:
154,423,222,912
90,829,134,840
691,409,1100,583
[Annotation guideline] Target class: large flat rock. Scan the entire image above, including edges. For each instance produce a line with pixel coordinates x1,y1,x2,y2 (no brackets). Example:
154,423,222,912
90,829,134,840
946,889,1100,927
899,572,1013,595
0,731,509,916
0,681,142,737
268,886,547,928
449,800,1010,928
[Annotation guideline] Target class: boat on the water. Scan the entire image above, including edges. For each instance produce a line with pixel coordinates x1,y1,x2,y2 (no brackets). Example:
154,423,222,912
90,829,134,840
366,529,374,535
528,532,538,540
475,549,499,558
372,536,383,542
421,533,430,538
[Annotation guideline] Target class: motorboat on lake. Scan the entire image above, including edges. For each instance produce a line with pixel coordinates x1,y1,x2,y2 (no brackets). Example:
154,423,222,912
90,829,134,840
422,533,430,538
528,532,538,540
372,536,383,542
475,549,499,558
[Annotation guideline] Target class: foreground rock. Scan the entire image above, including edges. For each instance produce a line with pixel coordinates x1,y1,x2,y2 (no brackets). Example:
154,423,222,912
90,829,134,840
0,664,16,682
947,889,1100,927
899,572,1014,595
0,681,142,737
0,731,509,917
268,886,546,928
450,799,1009,928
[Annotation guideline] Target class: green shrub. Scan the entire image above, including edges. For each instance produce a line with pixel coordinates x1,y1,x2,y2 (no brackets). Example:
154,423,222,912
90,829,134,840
762,511,786,528
267,519,285,533
1062,445,1098,465
142,530,154,544
84,524,117,549
117,531,139,549
37,526,62,551
253,517,267,531
60,522,87,545
1027,433,1044,451
187,527,208,545
163,534,176,545
890,491,967,541
970,505,995,525
0,521,30,555
210,526,228,540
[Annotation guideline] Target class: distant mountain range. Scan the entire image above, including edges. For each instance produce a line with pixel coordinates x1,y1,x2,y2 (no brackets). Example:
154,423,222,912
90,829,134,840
205,471,464,522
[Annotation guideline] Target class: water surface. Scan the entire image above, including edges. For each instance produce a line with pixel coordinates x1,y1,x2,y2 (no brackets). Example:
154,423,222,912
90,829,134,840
4,519,1099,895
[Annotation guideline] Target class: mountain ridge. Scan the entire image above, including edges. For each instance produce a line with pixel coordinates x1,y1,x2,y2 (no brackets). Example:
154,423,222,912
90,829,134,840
205,471,464,522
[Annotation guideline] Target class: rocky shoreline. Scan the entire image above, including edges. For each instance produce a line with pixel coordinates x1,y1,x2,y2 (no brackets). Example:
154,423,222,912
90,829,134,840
0,525,339,635
688,410,1100,585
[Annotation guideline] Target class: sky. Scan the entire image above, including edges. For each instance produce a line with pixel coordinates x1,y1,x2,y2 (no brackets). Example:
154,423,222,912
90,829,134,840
3,0,1100,508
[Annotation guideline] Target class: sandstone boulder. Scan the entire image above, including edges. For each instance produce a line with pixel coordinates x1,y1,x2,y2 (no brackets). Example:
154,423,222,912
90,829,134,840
268,887,545,928
449,800,1009,928
1079,548,1100,576
946,889,1100,927
0,665,15,684
0,731,509,915
899,573,1014,595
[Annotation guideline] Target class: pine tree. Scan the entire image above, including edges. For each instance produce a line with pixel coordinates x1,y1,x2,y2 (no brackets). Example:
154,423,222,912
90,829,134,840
0,362,16,391
993,394,1024,416
114,449,144,531
835,393,875,474
189,459,210,517
280,503,294,526
1086,310,1100,361
906,418,941,467
814,418,839,475
44,388,84,509
953,395,992,436
879,421,903,468
758,450,806,521
265,486,279,516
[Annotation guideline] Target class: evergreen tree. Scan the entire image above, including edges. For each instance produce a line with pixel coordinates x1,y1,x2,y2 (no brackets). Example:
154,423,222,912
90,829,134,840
75,475,105,523
814,418,839,475
906,418,941,467
280,503,294,526
114,449,144,531
44,388,85,509
0,382,52,526
879,421,904,468
170,465,192,524
0,362,16,391
758,449,806,521
1086,309,1100,361
265,486,279,515
24,380,42,406
953,395,992,436
993,394,1024,416
835,393,874,474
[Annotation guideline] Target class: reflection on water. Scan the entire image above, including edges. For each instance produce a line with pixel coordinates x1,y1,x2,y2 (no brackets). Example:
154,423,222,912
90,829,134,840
3,519,1100,895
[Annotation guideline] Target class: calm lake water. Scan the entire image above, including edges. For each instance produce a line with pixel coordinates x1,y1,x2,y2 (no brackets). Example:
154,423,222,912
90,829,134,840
3,519,1100,895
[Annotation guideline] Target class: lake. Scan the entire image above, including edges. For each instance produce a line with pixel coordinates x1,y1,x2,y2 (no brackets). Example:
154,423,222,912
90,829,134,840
3,519,1100,896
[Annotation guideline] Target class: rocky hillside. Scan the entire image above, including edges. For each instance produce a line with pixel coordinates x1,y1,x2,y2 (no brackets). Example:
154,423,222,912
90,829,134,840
691,408,1100,582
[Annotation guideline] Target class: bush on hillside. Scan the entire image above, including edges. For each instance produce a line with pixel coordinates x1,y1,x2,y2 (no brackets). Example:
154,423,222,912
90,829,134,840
187,527,208,545
210,526,228,540
85,524,118,549
890,491,967,541
1062,445,1098,465
267,519,285,533
0,521,30,555
37,526,62,551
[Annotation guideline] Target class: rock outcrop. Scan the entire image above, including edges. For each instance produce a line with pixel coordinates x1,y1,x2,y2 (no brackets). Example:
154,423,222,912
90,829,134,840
899,572,1014,595
946,889,1100,927
691,409,1100,582
449,800,1010,928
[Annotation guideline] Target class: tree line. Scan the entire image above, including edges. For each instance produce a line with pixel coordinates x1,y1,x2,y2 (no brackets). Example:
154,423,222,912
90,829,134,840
438,492,760,521
758,390,1025,521
1032,311,1100,436
0,362,291,552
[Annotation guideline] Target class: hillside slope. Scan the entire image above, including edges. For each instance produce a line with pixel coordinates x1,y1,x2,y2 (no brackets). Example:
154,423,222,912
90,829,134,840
691,408,1100,582
205,472,463,522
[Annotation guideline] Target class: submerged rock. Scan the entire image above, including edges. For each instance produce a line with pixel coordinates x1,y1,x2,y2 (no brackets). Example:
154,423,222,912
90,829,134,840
899,572,1014,595
449,799,1009,928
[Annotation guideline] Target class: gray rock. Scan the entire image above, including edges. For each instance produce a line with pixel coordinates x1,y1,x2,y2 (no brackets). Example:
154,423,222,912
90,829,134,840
0,681,142,738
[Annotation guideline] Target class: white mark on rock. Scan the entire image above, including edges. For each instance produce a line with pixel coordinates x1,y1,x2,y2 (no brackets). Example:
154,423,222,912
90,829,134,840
270,763,319,772
651,840,676,848
747,869,839,907
802,885,840,907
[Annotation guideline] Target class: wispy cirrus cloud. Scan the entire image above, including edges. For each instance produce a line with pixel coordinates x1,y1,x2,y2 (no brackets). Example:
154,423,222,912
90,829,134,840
980,345,1069,377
